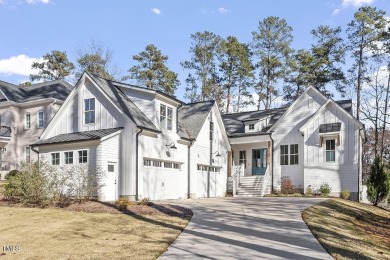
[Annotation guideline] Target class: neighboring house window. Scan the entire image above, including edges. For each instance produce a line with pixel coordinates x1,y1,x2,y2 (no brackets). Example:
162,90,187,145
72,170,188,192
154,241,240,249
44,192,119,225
84,98,95,124
51,152,60,165
280,145,288,165
290,144,299,165
37,111,44,128
239,151,246,169
326,139,336,162
25,146,31,162
78,150,88,163
64,151,73,164
159,104,173,130
249,124,254,130
25,113,31,129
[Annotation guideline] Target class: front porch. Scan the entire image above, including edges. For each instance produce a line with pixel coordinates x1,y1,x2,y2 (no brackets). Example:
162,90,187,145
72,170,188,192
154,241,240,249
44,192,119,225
227,134,273,197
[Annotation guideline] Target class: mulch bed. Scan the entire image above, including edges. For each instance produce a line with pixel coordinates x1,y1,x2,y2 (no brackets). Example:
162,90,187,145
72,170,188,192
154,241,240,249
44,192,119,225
0,200,193,219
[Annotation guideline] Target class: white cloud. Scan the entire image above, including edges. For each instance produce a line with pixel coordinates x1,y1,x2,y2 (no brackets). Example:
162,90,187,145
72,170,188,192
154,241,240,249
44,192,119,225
333,0,375,15
151,8,161,15
0,54,42,76
218,7,228,14
26,0,50,4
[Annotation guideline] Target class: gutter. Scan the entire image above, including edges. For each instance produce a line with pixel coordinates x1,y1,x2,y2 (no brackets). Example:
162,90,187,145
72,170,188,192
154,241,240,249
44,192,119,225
135,128,144,201
30,146,40,165
187,139,195,199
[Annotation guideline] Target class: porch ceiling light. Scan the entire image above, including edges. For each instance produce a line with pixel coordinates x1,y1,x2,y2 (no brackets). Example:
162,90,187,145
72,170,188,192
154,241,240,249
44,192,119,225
166,142,177,149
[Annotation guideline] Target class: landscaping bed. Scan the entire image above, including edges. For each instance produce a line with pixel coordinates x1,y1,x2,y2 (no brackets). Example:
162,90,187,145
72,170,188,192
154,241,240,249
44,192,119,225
303,198,390,260
0,199,192,259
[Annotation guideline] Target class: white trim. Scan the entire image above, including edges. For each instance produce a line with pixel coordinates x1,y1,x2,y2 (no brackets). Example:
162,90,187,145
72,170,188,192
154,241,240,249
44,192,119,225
0,88,9,101
268,86,327,132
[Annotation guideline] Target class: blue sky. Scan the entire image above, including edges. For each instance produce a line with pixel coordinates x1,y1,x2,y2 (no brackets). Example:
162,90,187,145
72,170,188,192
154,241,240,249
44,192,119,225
0,0,389,103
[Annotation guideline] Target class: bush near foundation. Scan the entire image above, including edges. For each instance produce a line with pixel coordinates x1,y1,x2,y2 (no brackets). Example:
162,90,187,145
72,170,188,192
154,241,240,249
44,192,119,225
319,183,332,196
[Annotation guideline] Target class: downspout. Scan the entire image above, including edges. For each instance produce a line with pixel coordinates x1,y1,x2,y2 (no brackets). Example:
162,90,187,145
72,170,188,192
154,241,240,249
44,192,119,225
208,114,213,198
135,129,143,201
358,127,364,202
187,139,195,199
269,133,274,193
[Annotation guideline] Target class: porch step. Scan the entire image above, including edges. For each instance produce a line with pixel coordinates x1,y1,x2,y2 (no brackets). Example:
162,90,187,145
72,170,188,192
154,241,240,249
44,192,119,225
235,175,270,197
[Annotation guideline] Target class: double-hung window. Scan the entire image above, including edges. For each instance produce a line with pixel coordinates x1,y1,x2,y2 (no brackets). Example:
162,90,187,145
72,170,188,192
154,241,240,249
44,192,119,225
51,153,60,165
160,104,173,130
64,151,73,164
78,150,88,163
326,140,336,162
25,113,31,129
290,144,299,165
239,151,246,168
84,98,95,124
37,111,44,128
280,145,289,165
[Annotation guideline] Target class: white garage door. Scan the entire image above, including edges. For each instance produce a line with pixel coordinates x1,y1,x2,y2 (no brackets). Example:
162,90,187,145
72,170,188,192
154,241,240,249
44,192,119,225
197,166,220,198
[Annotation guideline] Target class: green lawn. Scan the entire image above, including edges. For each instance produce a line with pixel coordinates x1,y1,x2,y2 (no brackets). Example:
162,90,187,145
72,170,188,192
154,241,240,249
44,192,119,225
0,206,189,259
303,198,390,260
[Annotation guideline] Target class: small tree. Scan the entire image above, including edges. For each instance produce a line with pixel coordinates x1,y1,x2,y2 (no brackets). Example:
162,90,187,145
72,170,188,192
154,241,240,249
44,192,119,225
367,156,390,206
281,176,293,195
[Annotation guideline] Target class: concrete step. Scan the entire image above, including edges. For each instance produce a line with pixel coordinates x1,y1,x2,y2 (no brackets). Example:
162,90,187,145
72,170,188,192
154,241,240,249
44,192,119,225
237,190,263,195
235,193,264,197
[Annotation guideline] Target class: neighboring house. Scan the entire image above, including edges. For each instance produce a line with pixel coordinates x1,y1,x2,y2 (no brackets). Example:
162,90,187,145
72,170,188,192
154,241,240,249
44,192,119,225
0,80,73,176
222,86,365,200
31,72,231,201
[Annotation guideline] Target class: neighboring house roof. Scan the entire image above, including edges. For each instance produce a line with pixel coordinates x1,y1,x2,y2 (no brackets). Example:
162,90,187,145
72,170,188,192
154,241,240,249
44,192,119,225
177,100,215,140
319,122,341,133
86,72,160,133
0,79,73,103
222,108,287,136
32,127,123,146
222,99,354,137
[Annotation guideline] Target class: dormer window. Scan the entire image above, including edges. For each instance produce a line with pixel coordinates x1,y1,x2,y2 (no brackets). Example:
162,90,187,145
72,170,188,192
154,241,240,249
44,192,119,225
249,124,255,130
160,104,173,130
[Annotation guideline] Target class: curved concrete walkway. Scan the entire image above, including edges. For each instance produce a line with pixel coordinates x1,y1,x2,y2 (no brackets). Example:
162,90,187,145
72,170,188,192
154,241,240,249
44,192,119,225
160,197,332,260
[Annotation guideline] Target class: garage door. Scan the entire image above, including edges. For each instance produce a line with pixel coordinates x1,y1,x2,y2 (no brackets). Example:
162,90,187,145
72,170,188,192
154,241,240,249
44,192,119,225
197,166,219,198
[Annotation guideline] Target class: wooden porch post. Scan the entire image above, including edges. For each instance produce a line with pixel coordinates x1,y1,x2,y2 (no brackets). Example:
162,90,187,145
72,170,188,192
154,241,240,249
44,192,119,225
267,141,271,165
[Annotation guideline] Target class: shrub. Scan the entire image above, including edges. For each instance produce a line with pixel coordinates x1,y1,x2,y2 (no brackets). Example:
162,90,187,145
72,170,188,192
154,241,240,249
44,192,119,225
306,185,313,196
367,156,390,206
115,198,133,210
340,189,350,200
138,197,153,206
281,176,293,194
5,170,20,180
319,183,332,196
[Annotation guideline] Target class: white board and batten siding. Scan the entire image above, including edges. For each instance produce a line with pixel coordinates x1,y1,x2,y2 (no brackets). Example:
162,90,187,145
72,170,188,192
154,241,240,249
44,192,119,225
301,101,361,194
272,89,327,191
189,106,228,198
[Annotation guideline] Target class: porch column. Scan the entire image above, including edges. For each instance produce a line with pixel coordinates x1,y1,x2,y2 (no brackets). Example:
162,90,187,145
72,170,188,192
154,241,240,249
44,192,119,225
227,151,233,177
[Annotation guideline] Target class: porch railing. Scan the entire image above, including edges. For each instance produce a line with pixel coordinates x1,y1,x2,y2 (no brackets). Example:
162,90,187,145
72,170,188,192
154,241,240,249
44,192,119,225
261,164,270,197
232,165,244,197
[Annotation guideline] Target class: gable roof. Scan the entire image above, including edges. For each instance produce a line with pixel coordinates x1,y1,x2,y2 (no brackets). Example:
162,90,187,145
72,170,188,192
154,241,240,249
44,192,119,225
177,100,215,140
32,127,123,146
86,72,160,133
0,79,73,103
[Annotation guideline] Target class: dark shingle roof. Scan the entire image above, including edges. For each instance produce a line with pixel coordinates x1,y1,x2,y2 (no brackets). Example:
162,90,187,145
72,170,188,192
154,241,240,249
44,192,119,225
319,122,341,133
32,128,123,146
335,100,353,114
0,80,73,103
178,100,215,140
222,108,287,135
87,72,159,133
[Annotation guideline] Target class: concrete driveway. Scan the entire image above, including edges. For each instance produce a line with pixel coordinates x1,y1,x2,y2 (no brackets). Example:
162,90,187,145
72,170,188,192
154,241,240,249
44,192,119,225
160,197,332,260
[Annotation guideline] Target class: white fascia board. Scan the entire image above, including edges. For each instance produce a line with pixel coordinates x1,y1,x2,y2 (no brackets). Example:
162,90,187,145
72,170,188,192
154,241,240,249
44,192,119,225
229,134,271,145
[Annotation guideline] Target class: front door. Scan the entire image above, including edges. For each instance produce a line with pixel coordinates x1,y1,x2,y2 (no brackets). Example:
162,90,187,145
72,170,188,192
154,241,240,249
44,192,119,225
252,149,267,175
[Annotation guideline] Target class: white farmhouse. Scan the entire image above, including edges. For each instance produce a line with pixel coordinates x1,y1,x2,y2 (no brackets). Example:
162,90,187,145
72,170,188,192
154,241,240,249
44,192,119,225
222,86,365,200
32,72,231,201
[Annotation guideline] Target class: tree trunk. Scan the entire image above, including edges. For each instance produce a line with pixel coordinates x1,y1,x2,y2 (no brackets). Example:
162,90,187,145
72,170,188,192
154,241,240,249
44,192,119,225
237,80,242,113
356,38,364,121
381,70,390,159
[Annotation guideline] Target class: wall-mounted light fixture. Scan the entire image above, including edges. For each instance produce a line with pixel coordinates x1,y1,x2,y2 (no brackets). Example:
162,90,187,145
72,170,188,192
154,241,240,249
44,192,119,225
211,151,221,157
0,147,6,153
166,142,177,150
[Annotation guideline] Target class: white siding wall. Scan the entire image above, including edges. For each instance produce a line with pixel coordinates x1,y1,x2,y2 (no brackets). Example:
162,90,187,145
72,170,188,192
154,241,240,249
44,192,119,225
189,107,228,198
301,102,360,194
272,89,327,191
